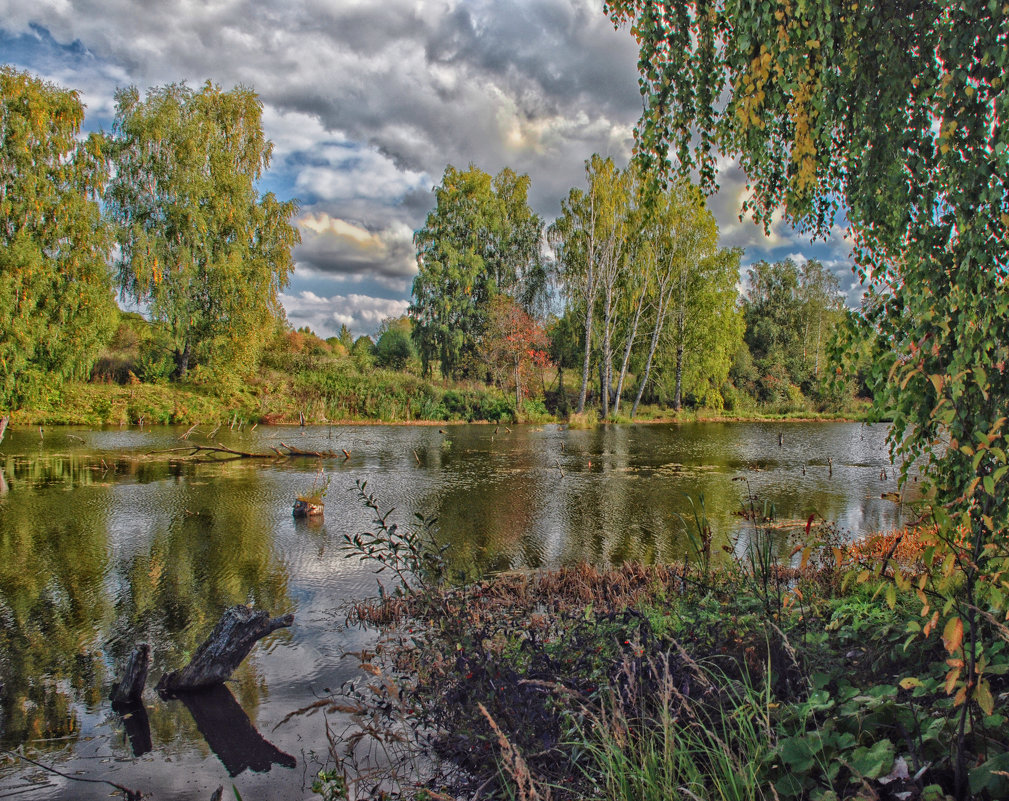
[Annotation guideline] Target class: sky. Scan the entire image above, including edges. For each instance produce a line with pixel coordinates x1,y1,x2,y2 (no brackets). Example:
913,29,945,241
1,0,860,338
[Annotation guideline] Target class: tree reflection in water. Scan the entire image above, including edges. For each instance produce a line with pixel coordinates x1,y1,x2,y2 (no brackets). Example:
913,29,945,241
0,451,294,766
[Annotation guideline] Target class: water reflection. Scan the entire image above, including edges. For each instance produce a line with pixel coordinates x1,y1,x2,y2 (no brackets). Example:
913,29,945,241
176,684,296,776
0,421,915,798
0,447,294,763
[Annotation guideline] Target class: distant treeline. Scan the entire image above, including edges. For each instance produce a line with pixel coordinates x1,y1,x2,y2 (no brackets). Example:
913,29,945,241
2,67,874,424
406,160,875,419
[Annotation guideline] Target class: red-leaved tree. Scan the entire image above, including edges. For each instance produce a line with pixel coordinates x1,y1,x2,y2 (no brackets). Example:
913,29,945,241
481,297,552,411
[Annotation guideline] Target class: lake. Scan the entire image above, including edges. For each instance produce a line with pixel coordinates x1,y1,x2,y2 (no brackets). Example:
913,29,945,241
0,421,917,799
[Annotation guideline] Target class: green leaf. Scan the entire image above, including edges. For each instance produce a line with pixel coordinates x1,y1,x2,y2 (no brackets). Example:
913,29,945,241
849,739,894,780
970,751,1009,794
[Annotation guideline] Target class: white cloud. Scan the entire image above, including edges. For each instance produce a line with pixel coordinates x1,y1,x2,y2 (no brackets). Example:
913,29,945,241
294,143,430,204
296,213,418,279
3,0,859,312
280,290,410,337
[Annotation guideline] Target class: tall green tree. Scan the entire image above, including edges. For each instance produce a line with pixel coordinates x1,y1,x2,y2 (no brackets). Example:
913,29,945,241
550,156,633,415
798,259,843,380
608,1,1009,791
743,259,802,367
657,246,743,411
108,81,300,379
0,67,117,410
743,258,843,395
410,165,543,379
647,185,738,412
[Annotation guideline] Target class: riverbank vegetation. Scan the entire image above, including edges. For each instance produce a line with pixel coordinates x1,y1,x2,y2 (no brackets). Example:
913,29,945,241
2,65,870,428
324,507,1008,801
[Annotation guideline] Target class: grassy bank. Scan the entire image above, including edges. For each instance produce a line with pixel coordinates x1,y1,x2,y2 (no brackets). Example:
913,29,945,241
7,315,871,427
7,370,523,427
317,519,1008,801
9,375,871,428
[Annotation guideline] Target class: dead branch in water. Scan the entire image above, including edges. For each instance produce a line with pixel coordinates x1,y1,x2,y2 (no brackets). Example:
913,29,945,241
157,605,293,693
143,441,345,461
0,748,144,800
279,441,342,458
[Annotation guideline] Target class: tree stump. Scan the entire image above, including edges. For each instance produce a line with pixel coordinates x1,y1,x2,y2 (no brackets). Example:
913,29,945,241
111,643,151,705
156,605,293,694
292,498,324,517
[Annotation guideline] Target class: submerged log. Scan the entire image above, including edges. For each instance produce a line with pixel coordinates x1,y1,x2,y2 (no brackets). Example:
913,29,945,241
110,643,151,705
156,605,293,694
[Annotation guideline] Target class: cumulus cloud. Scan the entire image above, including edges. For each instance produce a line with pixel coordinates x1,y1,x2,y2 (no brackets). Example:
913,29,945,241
279,290,411,337
2,0,862,330
296,213,418,280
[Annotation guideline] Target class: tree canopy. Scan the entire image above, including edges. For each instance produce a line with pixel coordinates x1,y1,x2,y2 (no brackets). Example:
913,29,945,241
410,164,543,380
108,81,300,379
0,67,117,411
743,258,842,398
551,158,741,417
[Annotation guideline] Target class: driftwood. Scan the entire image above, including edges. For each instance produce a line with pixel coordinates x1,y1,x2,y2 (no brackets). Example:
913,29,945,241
156,605,293,693
146,442,343,462
111,643,151,705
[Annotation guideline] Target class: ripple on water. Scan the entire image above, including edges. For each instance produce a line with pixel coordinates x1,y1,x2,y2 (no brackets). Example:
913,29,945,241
0,421,917,799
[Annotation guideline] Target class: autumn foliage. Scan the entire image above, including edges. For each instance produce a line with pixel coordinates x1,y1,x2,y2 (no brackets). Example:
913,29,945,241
480,296,552,409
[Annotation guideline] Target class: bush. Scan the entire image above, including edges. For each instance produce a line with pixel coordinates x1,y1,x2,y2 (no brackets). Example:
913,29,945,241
374,326,414,370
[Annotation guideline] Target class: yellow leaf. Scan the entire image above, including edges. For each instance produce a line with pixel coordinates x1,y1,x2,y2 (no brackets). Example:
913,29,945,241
943,616,964,654
954,685,967,706
885,583,897,610
899,677,922,690
976,679,995,716
945,665,961,695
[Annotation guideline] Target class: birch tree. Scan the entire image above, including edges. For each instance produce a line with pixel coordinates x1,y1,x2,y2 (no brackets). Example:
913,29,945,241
0,68,116,410
108,81,299,380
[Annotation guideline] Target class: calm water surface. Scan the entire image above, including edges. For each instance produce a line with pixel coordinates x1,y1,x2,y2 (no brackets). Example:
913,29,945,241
0,421,917,799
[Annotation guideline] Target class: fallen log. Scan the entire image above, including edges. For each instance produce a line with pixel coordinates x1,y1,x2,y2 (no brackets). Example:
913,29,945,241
144,442,344,461
145,444,278,460
156,605,293,694
111,643,151,705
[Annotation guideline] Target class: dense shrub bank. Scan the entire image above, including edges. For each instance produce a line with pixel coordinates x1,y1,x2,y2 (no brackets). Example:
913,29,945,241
317,521,1009,801
9,314,868,426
